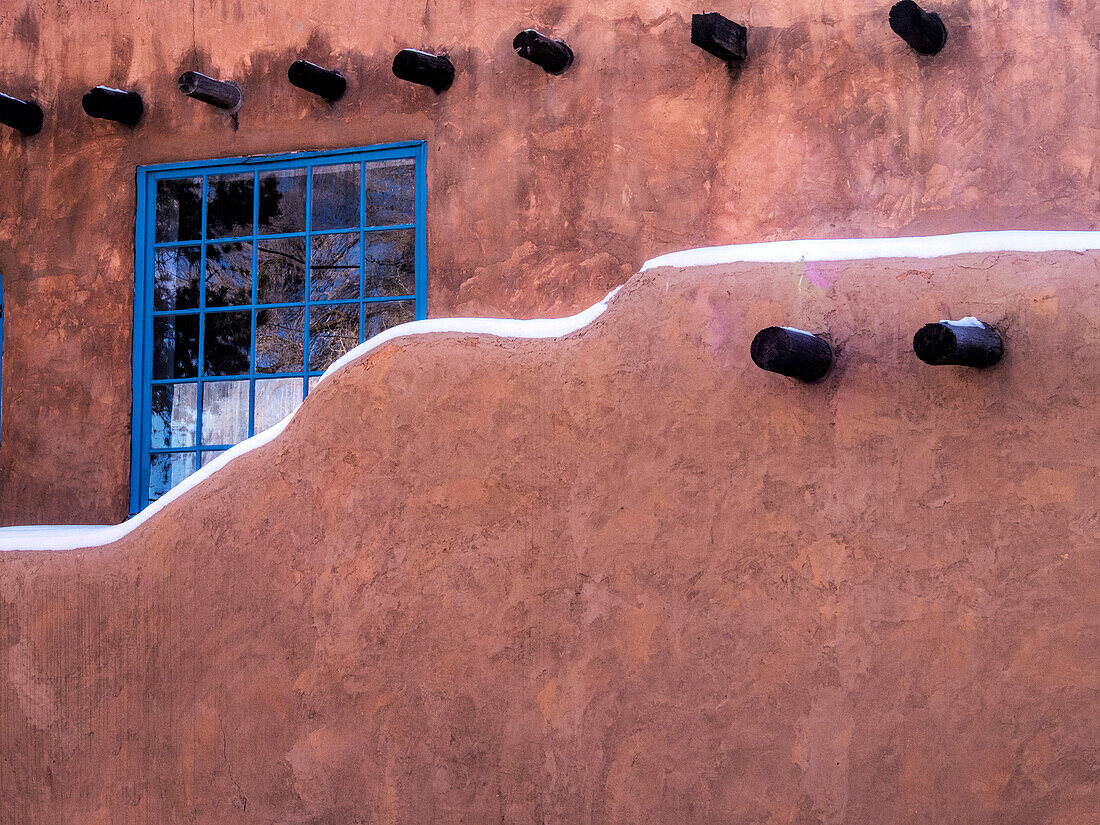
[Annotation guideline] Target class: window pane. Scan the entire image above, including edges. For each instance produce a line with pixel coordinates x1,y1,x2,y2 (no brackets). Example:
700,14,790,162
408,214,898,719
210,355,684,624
365,300,415,339
204,311,251,376
155,177,202,243
257,238,306,304
141,151,422,509
153,315,199,380
310,233,360,301
308,303,360,370
150,383,198,449
200,450,224,468
206,172,254,239
153,247,201,311
149,452,196,501
364,158,415,226
256,307,305,373
201,379,249,445
258,168,307,234
255,376,303,432
364,229,415,297
311,164,359,231
206,242,252,307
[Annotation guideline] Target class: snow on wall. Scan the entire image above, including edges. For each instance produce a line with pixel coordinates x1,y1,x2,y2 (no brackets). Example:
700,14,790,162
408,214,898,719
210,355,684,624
3,229,1098,553
639,230,1100,271
0,289,621,552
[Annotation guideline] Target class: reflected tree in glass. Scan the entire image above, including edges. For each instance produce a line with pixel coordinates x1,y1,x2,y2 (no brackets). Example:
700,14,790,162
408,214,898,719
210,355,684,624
206,242,252,306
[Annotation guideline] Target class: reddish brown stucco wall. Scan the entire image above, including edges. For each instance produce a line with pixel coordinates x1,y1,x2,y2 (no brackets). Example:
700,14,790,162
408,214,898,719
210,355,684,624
1,250,1098,823
0,0,1097,522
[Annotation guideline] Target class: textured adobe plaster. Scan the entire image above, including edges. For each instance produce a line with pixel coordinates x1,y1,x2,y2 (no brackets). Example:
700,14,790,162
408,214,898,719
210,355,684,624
1,250,1097,823
1,0,1098,523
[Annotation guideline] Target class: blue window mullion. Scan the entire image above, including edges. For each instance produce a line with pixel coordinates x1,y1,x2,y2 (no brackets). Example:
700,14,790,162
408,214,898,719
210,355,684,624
152,296,415,315
152,372,286,384
135,142,426,510
141,141,419,176
248,170,259,439
359,160,366,343
151,226,419,249
303,163,313,379
152,443,236,454
415,142,427,320
134,173,149,512
361,222,416,235
144,174,158,506
196,174,208,470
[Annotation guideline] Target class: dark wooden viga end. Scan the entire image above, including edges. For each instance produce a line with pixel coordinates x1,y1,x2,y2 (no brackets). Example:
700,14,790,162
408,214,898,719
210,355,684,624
82,86,144,126
178,71,243,112
913,320,1003,367
0,92,43,135
392,49,455,92
889,0,948,55
751,327,833,382
691,12,748,62
288,60,346,102
513,29,574,74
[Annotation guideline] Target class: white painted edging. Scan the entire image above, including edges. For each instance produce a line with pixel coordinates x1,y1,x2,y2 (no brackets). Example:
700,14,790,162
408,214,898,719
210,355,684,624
639,230,1100,271
4,229,1098,552
0,288,621,552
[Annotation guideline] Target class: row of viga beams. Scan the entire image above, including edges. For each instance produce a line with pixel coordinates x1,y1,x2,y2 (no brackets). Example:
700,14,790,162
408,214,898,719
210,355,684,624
0,28,571,133
0,4,948,135
751,319,1004,384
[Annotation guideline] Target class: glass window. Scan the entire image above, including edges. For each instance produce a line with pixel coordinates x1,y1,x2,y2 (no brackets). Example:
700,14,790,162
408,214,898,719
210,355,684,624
133,144,426,510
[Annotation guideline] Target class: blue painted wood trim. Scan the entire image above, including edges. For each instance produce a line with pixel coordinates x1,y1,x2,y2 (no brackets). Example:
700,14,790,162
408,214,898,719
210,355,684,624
415,141,428,320
136,141,423,176
131,141,428,512
130,166,151,515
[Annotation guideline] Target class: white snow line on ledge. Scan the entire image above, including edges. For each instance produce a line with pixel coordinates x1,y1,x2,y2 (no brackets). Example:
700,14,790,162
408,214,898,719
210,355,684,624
639,230,1100,271
5,228,1098,553
0,287,622,553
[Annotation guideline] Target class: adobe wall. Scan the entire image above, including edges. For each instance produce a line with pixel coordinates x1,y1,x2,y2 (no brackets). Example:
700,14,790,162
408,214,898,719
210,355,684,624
0,0,1097,523
1,249,1097,823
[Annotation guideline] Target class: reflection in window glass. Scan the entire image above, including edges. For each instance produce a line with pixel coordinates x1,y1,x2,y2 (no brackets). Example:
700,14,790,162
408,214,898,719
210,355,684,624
310,233,360,301
206,242,252,306
256,307,305,373
153,315,199,380
364,158,415,226
364,300,415,338
206,172,254,239
200,450,223,468
308,303,360,371
257,238,307,304
140,145,424,507
311,164,359,231
154,247,201,311
258,168,307,235
364,230,415,297
204,311,251,376
155,177,202,243
149,452,196,501
255,376,303,431
151,383,198,449
201,380,249,445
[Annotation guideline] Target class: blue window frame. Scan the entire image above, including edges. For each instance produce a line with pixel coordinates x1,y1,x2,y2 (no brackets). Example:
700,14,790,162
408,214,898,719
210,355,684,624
132,142,427,511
